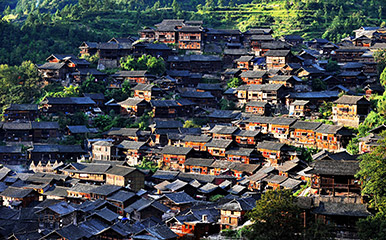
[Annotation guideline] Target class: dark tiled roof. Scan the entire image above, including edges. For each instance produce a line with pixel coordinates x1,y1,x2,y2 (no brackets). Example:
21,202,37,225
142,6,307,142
132,84,154,91
204,139,233,148
240,70,267,78
38,62,66,70
312,159,359,176
0,187,33,198
291,121,322,130
90,185,122,196
163,192,195,204
246,101,270,107
225,148,256,156
270,117,297,126
117,140,147,150
250,34,274,41
5,104,38,111
184,158,216,167
161,146,193,155
118,98,146,106
312,202,370,217
106,166,138,177
0,146,21,153
105,127,139,136
67,125,90,134
31,121,60,129
256,141,290,151
180,91,215,99
334,95,370,105
265,50,291,57
107,190,136,203
45,97,96,105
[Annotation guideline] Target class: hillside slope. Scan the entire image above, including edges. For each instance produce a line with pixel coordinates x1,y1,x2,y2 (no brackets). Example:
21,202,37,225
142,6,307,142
1,0,385,65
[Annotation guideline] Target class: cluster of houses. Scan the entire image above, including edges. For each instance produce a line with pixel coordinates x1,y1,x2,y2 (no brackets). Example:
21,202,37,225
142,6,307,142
2,21,385,239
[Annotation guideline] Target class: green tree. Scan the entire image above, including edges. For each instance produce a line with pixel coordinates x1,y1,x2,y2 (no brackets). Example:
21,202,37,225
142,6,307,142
121,55,137,70
311,78,326,91
325,59,340,72
356,134,386,239
244,189,302,240
374,50,386,74
171,0,180,13
93,115,113,132
227,77,243,88
146,56,165,75
183,120,201,128
81,74,105,93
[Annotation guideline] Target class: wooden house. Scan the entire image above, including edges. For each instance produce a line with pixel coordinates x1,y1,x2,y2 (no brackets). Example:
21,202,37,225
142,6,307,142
157,192,195,212
210,125,238,140
269,117,297,139
241,116,273,134
225,148,259,164
268,75,297,88
110,70,156,86
315,124,353,152
104,127,144,143
233,130,261,147
289,100,312,117
204,28,242,43
180,91,216,108
92,141,116,161
311,157,360,196
249,34,274,53
207,110,241,124
219,197,255,229
106,166,145,191
63,163,111,183
245,101,271,115
124,197,169,222
197,83,223,99
234,56,254,71
204,139,233,158
150,100,181,118
106,190,139,216
265,50,293,69
223,49,251,66
290,121,322,148
256,141,293,165
118,97,150,117
41,97,96,114
0,146,24,165
37,62,68,82
36,202,78,229
116,140,148,166
3,104,39,122
132,84,161,101
0,187,39,208
79,41,99,56
332,95,371,128
178,26,203,50
337,71,367,86
280,35,304,46
184,158,216,174
240,70,267,84
334,47,368,63
161,146,194,171
182,135,212,151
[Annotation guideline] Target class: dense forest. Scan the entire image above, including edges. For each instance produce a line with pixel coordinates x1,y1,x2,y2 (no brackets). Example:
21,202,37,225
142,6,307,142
0,0,386,65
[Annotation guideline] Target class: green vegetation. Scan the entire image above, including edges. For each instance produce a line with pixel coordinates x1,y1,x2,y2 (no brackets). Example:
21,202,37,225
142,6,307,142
1,0,386,66
356,133,386,240
121,55,166,75
0,61,41,108
244,189,333,240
